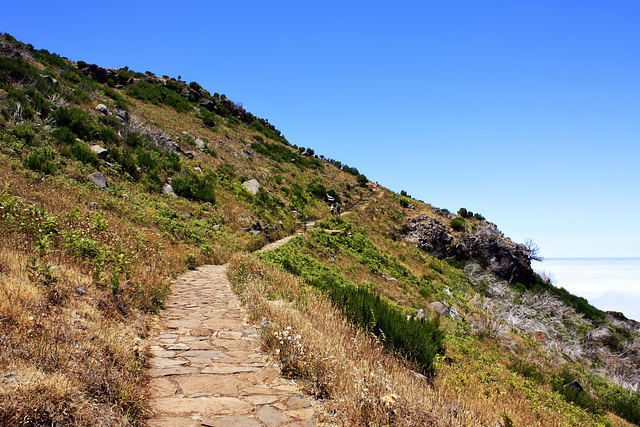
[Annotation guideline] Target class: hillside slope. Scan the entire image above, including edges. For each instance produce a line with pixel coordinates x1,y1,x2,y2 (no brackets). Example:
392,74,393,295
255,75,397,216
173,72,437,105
0,33,639,426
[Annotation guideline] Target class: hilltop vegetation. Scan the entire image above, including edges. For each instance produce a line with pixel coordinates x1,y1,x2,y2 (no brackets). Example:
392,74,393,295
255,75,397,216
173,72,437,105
1,33,639,426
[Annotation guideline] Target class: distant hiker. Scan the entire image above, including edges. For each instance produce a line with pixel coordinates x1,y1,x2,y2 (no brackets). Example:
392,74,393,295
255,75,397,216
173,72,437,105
336,204,341,215
375,182,379,189
330,204,335,215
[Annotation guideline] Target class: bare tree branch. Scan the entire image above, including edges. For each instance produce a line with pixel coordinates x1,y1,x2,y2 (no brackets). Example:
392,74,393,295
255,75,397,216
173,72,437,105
524,238,543,262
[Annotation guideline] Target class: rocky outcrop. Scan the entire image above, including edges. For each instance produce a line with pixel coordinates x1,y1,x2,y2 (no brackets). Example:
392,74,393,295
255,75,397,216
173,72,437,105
463,224,536,285
77,63,131,85
402,215,536,285
403,215,453,259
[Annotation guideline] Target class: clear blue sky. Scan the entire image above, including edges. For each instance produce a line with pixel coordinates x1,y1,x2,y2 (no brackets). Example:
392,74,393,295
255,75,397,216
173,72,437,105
3,0,639,258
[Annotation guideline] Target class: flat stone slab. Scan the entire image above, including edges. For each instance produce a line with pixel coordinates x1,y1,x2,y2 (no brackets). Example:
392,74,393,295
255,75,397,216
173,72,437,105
146,263,317,426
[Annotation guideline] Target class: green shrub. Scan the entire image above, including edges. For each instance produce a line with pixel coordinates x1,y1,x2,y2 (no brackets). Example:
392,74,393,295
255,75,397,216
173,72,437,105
552,371,600,414
125,81,192,113
450,217,466,231
51,107,96,141
185,253,197,270
171,171,216,204
136,149,157,171
198,110,217,127
509,358,545,384
160,152,181,172
52,126,77,145
102,87,129,108
400,198,410,208
11,125,36,144
306,182,327,200
24,148,56,174
600,385,640,424
69,141,97,164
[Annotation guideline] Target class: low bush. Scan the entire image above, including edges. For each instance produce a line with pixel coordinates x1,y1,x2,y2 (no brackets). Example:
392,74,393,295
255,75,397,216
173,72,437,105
171,171,216,204
69,141,97,165
51,107,96,141
125,81,192,113
450,217,466,231
552,371,600,414
24,148,56,174
509,358,545,384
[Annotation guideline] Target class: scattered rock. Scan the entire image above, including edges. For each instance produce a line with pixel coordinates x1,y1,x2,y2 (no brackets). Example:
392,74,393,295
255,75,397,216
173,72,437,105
90,144,108,160
163,183,176,196
195,138,206,150
88,173,108,190
428,301,450,317
243,179,261,195
381,274,398,282
414,308,426,320
95,104,109,114
183,151,194,159
199,99,216,111
88,202,99,210
115,109,129,124
42,75,57,85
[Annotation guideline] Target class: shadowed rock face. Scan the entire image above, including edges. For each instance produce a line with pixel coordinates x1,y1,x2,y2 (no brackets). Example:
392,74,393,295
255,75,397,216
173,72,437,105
403,215,453,259
402,215,536,285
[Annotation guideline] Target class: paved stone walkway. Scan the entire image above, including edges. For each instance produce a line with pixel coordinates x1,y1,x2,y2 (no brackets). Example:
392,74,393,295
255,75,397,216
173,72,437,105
146,264,316,426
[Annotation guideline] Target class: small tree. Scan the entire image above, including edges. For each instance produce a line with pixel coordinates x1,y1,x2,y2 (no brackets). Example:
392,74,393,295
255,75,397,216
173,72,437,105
524,238,543,262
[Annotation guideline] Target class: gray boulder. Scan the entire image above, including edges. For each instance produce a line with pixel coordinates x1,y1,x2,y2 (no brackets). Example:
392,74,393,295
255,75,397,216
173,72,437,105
429,301,450,317
243,179,261,195
88,173,108,190
90,145,108,160
95,104,109,115
162,183,176,196
195,138,207,150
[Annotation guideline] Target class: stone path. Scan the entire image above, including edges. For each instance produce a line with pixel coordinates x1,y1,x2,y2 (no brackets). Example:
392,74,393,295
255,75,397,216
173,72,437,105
146,264,317,426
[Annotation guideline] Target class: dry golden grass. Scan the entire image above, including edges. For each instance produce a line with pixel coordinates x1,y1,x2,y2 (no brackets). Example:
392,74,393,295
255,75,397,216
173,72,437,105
0,243,151,425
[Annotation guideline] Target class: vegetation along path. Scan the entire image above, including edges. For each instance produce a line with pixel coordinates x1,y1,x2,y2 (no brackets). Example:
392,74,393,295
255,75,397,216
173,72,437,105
146,232,317,426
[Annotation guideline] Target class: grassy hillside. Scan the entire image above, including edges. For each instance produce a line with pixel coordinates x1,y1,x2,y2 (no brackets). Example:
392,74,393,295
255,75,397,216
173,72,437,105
1,33,639,426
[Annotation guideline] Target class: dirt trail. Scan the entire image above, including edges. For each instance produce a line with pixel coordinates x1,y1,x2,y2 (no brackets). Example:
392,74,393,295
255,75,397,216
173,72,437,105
146,260,316,426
